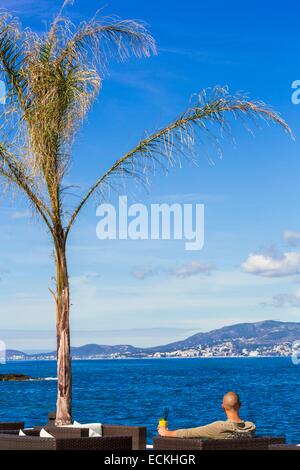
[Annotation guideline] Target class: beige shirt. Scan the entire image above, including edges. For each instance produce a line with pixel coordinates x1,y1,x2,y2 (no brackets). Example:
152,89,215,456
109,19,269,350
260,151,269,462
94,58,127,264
176,419,256,439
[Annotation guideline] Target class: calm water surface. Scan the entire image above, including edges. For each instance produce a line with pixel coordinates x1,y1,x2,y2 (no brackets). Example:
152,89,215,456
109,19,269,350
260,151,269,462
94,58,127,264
0,357,299,443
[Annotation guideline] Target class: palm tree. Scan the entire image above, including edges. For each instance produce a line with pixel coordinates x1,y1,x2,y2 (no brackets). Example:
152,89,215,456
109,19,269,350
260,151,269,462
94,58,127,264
0,2,291,425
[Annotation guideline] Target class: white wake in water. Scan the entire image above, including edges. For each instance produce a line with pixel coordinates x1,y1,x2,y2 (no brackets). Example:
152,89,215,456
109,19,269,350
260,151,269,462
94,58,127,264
28,377,57,381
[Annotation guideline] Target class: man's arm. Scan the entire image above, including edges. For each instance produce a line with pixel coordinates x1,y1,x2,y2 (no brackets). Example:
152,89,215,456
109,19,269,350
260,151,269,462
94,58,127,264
158,422,222,439
157,426,177,437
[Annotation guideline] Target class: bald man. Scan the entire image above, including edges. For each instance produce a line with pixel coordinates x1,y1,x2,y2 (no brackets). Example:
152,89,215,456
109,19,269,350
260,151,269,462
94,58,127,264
158,392,256,439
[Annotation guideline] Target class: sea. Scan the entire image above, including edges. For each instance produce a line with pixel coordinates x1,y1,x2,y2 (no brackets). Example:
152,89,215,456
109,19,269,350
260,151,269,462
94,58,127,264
0,357,299,444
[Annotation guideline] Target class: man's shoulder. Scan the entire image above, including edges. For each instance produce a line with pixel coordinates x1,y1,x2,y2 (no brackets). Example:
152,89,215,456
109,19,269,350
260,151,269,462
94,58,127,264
224,419,256,432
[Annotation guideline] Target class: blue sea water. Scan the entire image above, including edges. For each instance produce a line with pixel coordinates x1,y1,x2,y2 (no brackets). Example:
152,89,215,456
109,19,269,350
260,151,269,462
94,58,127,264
0,357,300,444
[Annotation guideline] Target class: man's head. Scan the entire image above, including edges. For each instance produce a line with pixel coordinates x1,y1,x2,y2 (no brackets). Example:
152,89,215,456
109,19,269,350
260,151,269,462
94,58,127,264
222,392,241,415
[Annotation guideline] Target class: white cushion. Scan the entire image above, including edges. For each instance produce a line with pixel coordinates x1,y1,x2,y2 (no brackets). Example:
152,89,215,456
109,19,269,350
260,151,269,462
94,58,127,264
59,420,102,437
88,429,101,437
40,428,55,438
19,429,26,436
73,421,102,436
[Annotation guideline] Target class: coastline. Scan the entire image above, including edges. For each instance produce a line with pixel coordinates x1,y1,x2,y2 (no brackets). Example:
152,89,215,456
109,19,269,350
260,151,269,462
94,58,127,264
4,355,292,362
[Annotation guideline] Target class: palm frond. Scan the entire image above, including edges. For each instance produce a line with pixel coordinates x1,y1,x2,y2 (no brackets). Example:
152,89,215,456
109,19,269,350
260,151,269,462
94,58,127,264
0,8,156,227
24,57,100,185
0,13,28,107
65,87,292,236
0,143,53,231
0,8,291,242
39,1,75,64
57,14,157,69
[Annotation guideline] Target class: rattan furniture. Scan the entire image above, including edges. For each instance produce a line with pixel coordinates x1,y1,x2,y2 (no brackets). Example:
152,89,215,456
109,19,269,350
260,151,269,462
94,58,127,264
32,427,89,438
153,436,286,450
102,424,146,450
47,412,146,450
0,432,132,450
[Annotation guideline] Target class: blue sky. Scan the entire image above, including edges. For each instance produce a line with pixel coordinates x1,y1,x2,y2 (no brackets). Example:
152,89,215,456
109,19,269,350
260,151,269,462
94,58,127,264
0,0,300,350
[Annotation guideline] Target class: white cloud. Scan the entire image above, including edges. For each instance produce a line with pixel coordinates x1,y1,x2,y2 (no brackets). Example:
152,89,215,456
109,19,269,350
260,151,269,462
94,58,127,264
283,231,300,247
241,251,300,277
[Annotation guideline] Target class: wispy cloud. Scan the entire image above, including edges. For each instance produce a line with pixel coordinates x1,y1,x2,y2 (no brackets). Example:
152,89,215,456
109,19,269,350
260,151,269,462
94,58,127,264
3,0,54,16
0,267,9,281
70,272,100,285
159,46,239,65
262,289,300,308
170,261,215,278
11,210,31,220
149,193,224,204
131,266,158,280
110,70,162,95
131,260,215,280
283,230,300,247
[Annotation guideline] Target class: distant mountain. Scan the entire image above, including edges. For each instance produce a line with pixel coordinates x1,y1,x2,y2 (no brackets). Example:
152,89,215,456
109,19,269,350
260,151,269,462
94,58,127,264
70,343,144,358
6,349,28,360
5,320,300,360
147,320,300,353
6,344,144,360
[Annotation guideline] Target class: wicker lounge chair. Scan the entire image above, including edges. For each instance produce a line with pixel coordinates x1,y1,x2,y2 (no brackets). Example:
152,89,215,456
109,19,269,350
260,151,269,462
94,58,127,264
0,422,24,433
47,412,146,450
101,424,146,450
0,432,132,450
153,436,286,450
269,444,300,451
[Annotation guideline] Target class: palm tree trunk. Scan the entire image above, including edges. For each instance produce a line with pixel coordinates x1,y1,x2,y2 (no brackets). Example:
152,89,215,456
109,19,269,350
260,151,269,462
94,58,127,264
54,238,72,426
